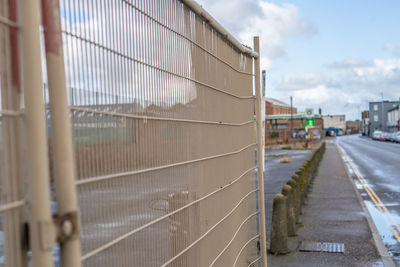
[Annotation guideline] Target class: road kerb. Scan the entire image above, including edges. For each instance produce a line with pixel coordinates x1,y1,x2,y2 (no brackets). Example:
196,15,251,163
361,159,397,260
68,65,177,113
337,143,395,267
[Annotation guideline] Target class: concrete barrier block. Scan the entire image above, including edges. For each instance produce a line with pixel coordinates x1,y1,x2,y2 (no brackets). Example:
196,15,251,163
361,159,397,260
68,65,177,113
293,173,306,205
286,179,300,220
270,194,289,254
282,185,296,237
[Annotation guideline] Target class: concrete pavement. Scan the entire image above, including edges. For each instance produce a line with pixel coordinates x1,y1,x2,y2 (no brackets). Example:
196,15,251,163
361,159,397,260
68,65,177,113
267,142,391,266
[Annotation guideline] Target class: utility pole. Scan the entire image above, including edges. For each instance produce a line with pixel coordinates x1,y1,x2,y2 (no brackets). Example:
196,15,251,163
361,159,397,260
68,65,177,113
262,70,266,97
290,96,293,139
381,92,384,131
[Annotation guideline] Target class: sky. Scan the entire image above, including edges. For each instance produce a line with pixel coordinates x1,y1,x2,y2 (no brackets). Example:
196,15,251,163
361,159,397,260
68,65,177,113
196,0,400,120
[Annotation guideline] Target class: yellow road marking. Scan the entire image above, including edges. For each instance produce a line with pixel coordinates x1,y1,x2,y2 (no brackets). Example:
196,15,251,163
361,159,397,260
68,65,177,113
365,183,400,234
356,174,400,241
353,167,400,236
339,145,400,243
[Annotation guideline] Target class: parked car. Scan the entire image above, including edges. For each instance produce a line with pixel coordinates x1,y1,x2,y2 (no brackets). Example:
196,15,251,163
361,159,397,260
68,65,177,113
385,132,394,142
296,130,307,139
380,132,388,141
311,130,321,140
393,132,400,143
326,130,336,137
372,130,383,140
386,132,397,142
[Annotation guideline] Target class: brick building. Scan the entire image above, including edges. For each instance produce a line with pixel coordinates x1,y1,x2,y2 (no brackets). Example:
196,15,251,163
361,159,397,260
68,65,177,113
265,97,297,115
346,120,361,135
264,97,323,144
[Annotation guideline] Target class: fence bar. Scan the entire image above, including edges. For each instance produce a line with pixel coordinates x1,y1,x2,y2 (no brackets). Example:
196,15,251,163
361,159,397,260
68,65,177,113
0,15,18,28
41,0,83,266
0,200,25,213
70,106,255,126
77,143,256,185
233,235,261,267
254,36,268,267
1,109,22,116
19,0,54,266
248,256,262,267
210,211,260,266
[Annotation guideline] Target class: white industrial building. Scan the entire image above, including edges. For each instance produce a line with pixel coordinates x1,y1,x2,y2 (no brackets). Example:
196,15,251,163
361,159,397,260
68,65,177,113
322,114,346,135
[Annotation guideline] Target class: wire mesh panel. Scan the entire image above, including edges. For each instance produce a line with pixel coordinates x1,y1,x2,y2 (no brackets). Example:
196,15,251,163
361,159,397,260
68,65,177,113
0,0,27,266
59,0,260,266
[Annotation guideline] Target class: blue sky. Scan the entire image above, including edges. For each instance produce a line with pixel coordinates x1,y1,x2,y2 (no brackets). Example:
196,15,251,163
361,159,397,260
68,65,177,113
197,0,400,120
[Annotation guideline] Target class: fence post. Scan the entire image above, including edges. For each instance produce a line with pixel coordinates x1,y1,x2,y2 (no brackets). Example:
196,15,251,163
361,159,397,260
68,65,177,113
0,1,27,266
254,36,268,267
19,0,54,266
41,0,83,266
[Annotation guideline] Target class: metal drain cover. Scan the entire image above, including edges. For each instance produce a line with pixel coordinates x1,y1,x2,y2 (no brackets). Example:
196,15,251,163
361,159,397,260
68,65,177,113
299,241,345,253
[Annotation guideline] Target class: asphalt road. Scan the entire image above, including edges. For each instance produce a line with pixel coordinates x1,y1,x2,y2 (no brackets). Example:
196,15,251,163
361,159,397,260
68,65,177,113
336,134,400,265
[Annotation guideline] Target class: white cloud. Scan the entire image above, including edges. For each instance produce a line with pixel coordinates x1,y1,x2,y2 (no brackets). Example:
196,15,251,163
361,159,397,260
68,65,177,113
196,0,317,68
278,71,325,91
276,58,400,120
384,42,400,57
328,59,373,69
336,58,400,95
289,85,351,113
278,84,363,120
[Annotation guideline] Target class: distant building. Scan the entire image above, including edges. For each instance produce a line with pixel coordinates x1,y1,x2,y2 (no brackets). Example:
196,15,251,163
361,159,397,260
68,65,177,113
369,101,399,134
387,104,400,132
361,110,370,136
346,120,361,135
322,115,346,135
265,112,323,144
265,97,297,115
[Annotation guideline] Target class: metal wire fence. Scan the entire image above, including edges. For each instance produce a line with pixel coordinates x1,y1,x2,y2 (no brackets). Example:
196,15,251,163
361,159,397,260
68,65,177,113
59,0,261,266
0,0,265,266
